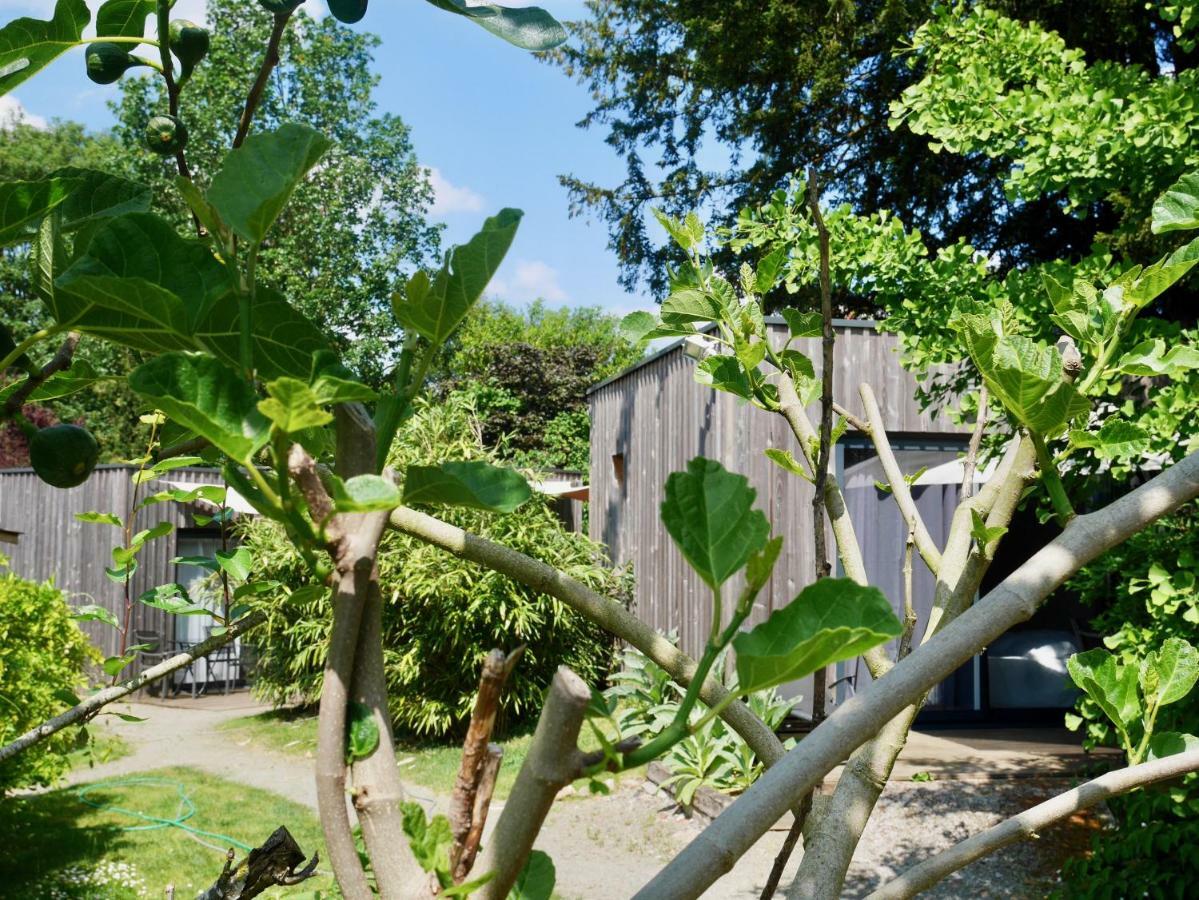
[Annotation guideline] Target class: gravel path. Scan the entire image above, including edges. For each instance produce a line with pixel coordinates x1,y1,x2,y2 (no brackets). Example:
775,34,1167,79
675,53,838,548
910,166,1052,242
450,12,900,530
71,701,1099,898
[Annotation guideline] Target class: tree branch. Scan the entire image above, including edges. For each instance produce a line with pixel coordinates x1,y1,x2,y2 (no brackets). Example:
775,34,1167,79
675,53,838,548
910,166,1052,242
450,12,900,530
1,332,80,420
198,826,319,899
0,611,264,766
386,506,787,768
785,436,1036,898
866,749,1199,899
317,407,425,899
457,744,503,881
960,387,988,501
775,376,891,680
858,383,943,575
350,580,430,899
450,648,522,880
233,11,292,149
632,450,1199,900
763,168,836,899
474,667,592,900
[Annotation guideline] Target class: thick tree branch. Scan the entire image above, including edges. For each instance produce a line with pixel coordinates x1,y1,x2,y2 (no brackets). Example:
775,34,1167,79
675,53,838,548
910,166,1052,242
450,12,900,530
786,436,1036,897
867,749,1199,899
386,506,787,768
350,580,430,899
858,383,943,575
316,406,425,900
632,450,1199,900
0,610,264,766
474,667,592,900
786,707,919,900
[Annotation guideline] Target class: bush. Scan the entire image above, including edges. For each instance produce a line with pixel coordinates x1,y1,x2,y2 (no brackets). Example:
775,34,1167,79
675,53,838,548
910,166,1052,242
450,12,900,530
1059,507,1199,895
0,564,97,793
242,394,632,737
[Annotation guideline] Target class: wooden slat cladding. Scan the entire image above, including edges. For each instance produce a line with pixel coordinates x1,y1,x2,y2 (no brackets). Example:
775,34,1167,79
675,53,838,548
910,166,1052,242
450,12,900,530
0,465,224,659
588,323,965,715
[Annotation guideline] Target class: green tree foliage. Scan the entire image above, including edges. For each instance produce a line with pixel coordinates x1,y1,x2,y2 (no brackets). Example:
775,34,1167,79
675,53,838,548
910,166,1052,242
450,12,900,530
0,566,97,793
435,300,641,471
0,121,146,460
107,0,441,382
554,1,1170,297
239,394,632,737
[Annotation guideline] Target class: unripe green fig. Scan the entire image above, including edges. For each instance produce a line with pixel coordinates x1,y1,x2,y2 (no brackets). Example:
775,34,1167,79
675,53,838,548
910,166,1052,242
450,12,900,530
29,424,100,489
329,0,368,24
257,0,305,13
85,43,137,85
144,115,189,155
169,19,210,79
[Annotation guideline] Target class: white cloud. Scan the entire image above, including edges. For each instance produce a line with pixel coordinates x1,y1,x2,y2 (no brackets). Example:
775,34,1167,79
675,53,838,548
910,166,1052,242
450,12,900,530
427,167,485,217
490,259,569,304
0,95,46,129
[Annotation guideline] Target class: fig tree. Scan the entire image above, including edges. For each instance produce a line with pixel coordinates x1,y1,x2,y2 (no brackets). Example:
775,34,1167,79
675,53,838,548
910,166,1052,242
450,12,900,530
29,424,100,489
329,0,368,24
85,43,137,85
144,115,189,156
169,19,210,79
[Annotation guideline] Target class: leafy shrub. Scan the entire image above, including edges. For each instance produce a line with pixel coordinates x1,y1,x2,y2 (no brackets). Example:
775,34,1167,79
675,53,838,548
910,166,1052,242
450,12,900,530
1057,785,1199,899
1059,507,1199,893
0,564,97,793
604,644,795,805
241,395,632,737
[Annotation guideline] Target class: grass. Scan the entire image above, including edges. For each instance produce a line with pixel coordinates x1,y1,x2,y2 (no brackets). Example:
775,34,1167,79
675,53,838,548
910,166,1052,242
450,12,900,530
220,707,642,800
220,707,536,798
68,728,131,773
0,766,335,900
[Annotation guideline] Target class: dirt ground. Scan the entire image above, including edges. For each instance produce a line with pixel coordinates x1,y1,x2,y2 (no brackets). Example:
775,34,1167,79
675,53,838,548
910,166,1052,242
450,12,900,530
71,698,1105,898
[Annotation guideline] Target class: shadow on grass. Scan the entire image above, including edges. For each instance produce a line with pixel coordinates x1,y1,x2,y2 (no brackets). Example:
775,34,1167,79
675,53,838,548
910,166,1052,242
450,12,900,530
0,787,127,898
1,766,336,899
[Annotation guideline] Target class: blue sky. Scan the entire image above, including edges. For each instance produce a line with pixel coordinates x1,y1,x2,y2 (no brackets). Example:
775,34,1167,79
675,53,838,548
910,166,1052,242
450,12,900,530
0,0,654,317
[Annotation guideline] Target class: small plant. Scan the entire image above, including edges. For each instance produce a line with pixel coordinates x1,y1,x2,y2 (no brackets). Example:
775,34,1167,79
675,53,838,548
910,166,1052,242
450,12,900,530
1066,637,1199,765
603,645,797,803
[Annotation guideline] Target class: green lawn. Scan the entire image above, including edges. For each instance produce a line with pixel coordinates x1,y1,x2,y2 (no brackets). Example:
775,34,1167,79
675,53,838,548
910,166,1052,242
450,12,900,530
219,707,641,800
219,707,536,798
0,766,335,899
68,727,131,773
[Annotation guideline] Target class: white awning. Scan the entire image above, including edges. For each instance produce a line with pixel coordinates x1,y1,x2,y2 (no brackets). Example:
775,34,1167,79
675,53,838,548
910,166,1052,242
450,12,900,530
159,479,260,516
534,479,590,501
844,451,999,491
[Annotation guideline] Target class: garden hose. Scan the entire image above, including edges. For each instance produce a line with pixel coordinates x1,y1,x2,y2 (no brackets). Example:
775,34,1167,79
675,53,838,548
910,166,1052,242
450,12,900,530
75,777,253,853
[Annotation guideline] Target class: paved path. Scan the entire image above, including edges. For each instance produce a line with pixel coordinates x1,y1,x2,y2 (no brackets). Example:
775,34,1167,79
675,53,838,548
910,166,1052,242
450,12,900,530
69,697,1107,898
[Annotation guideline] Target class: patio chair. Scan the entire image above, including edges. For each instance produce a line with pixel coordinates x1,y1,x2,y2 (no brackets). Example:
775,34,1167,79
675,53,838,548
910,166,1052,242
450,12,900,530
133,629,172,698
203,625,241,695
134,629,201,698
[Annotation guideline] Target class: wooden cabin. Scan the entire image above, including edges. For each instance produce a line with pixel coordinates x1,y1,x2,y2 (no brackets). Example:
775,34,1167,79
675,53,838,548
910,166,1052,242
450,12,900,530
0,465,236,683
587,319,1084,722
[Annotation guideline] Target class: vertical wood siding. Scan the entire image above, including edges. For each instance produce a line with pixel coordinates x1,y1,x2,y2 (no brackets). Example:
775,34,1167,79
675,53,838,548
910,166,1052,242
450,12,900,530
588,323,966,715
0,465,224,659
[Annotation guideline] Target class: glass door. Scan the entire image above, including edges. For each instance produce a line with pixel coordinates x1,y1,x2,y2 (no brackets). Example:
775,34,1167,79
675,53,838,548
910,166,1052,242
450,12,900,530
838,441,981,716
175,533,239,690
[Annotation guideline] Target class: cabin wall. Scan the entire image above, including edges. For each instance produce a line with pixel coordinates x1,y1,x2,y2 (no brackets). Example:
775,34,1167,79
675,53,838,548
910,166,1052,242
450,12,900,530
0,465,223,659
588,322,966,715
